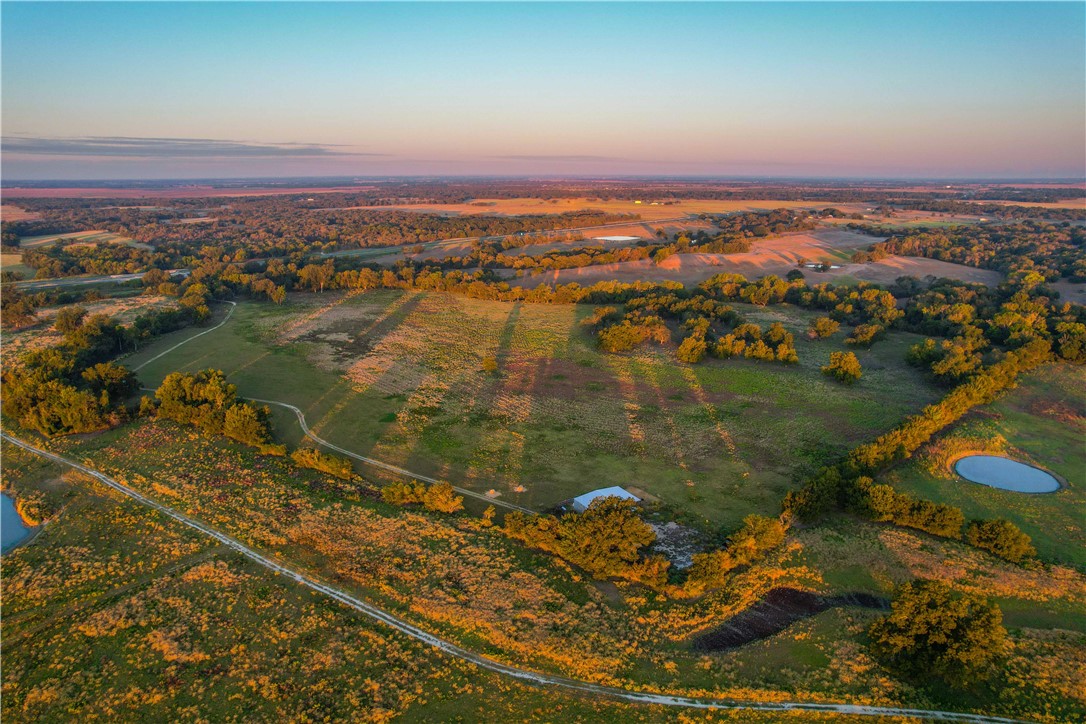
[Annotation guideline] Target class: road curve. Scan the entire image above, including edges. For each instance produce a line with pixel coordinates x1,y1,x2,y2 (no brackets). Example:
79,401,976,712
0,432,1026,723
131,301,238,372
247,396,534,514
130,300,532,513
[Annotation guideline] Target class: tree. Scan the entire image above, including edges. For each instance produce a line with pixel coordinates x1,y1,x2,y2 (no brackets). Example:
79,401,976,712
381,480,463,513
822,351,862,384
298,260,336,293
687,515,786,592
223,403,273,447
676,334,707,363
81,362,138,403
868,580,1006,687
504,497,663,586
142,268,171,287
421,482,464,513
966,519,1036,563
481,356,498,374
54,306,88,334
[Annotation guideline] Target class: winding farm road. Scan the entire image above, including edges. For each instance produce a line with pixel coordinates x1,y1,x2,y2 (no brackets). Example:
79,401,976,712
129,301,531,513
0,432,1027,723
246,395,534,514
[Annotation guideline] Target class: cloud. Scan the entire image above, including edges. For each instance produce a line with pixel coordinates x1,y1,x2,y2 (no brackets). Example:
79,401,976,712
1,135,384,159
491,154,630,162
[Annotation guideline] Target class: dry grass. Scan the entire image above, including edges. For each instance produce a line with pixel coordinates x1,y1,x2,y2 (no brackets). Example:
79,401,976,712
511,227,1001,288
329,197,843,220
17,230,150,251
2,295,179,361
0,205,41,222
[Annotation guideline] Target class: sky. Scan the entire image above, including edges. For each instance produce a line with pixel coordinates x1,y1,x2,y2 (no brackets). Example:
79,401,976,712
2,2,1084,180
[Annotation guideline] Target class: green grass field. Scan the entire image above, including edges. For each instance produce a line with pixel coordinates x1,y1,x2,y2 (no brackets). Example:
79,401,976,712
18,230,147,249
123,291,941,529
880,364,1086,568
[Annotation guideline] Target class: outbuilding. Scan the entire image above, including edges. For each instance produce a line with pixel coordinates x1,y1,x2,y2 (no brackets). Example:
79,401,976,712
572,486,641,513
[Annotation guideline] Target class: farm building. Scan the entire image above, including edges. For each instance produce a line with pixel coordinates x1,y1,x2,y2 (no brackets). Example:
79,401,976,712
572,486,641,513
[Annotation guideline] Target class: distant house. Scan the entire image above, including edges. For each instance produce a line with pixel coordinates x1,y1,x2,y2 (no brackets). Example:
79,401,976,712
572,486,641,513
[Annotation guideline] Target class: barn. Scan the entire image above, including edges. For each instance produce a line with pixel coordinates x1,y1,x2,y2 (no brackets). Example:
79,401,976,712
572,486,641,513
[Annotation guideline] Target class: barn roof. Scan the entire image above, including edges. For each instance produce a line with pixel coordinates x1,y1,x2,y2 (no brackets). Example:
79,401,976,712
573,486,641,510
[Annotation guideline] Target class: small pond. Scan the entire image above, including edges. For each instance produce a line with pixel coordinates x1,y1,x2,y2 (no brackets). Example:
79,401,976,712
954,455,1061,493
2,492,34,552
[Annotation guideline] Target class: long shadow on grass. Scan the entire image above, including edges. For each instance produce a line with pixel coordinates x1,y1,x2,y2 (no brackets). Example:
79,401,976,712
691,587,889,652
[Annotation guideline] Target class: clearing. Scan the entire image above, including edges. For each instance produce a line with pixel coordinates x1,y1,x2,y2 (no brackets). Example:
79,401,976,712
0,204,41,222
323,197,850,220
17,230,150,250
513,228,1002,288
123,291,941,528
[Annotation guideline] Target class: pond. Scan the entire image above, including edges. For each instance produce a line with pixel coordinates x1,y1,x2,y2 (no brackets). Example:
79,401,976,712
2,492,34,552
954,455,1061,493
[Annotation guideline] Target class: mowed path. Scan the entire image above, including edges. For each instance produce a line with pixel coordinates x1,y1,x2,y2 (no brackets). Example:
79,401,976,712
0,433,1026,724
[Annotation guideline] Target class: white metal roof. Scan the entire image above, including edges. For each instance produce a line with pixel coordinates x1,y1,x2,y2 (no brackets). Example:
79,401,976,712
572,486,640,511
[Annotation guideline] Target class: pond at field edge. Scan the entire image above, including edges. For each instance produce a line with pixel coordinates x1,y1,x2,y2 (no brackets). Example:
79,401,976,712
2,492,33,552
954,455,1061,493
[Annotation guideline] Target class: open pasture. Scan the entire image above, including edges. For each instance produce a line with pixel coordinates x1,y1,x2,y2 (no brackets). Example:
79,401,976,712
3,294,179,361
17,229,149,250
0,252,35,279
881,364,1086,568
513,227,1002,288
125,291,940,528
332,217,713,266
326,197,845,220
0,204,41,222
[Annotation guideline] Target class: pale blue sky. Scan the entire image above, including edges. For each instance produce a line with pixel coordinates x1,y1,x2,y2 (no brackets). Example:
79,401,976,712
2,2,1083,179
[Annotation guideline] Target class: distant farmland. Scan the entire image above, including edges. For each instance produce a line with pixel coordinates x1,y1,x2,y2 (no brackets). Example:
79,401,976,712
18,230,150,250
512,228,1004,288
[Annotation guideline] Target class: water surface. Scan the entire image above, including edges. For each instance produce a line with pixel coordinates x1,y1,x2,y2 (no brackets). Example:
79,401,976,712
955,455,1060,493
2,492,33,552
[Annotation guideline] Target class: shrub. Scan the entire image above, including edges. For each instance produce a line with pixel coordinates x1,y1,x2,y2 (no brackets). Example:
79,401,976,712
381,480,463,513
291,447,354,480
420,482,464,513
845,323,886,347
686,515,786,593
966,518,1036,563
504,497,664,586
822,351,862,384
808,316,840,339
868,580,1006,687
